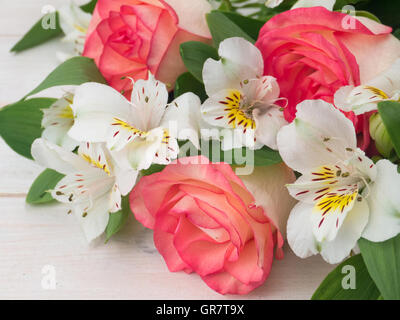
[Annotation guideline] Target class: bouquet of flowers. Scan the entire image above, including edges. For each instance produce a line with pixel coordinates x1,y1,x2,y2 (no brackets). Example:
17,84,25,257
2,0,400,298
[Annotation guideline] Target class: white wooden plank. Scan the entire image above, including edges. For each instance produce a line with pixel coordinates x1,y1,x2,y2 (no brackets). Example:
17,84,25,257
0,36,74,106
0,139,43,194
0,197,333,300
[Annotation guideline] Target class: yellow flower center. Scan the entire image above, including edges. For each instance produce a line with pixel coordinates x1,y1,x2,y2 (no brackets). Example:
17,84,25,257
219,90,256,133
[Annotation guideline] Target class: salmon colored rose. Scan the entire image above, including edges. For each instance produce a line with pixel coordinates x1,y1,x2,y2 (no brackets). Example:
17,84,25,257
83,0,212,94
130,156,296,295
255,7,400,128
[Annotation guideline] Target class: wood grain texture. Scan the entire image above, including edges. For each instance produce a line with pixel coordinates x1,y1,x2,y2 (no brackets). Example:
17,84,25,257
0,0,334,300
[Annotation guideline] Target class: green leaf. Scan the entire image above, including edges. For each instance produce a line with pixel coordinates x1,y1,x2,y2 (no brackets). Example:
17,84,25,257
11,12,62,53
0,98,56,159
26,169,65,204
11,0,98,53
24,56,107,99
105,196,132,242
312,254,381,300
81,0,98,13
174,72,207,102
141,164,166,177
359,234,400,300
394,29,400,40
218,11,265,40
378,101,400,158
180,42,219,83
206,10,255,47
253,146,282,166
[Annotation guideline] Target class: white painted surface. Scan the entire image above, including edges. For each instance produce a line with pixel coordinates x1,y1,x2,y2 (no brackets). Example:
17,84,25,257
0,0,334,300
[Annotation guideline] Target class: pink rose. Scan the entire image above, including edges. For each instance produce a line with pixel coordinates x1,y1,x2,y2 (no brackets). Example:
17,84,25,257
130,156,295,295
255,7,400,125
83,0,212,94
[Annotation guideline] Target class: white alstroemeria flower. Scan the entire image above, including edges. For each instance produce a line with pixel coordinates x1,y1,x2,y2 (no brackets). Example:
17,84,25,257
41,93,79,151
68,73,201,171
335,59,400,115
31,139,137,242
277,99,400,264
57,2,91,60
201,37,287,151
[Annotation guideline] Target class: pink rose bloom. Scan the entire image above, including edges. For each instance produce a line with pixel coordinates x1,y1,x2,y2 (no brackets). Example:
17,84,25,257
255,7,400,125
130,156,295,295
83,0,212,94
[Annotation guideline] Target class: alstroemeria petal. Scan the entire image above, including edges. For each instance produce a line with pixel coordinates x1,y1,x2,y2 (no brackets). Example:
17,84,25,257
42,125,79,151
109,183,122,213
130,73,168,131
74,195,110,242
126,127,165,171
218,37,263,82
287,202,320,259
250,76,280,105
239,164,296,238
349,149,377,182
153,134,179,165
334,85,357,112
51,170,114,206
161,92,201,149
220,128,260,151
335,85,384,115
203,37,263,96
203,58,240,97
287,164,348,204
253,106,287,150
114,166,138,196
58,2,91,36
320,197,369,264
311,184,359,242
362,160,400,242
107,117,144,152
366,58,400,97
31,139,89,175
41,93,78,150
78,142,114,176
277,99,357,173
69,82,132,142
335,59,400,115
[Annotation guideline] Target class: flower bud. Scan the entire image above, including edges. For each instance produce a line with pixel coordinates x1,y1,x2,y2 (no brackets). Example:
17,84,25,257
369,113,394,157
